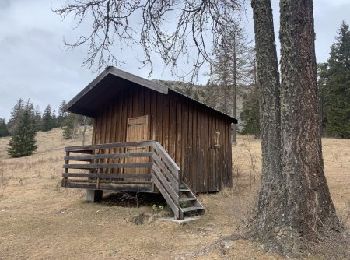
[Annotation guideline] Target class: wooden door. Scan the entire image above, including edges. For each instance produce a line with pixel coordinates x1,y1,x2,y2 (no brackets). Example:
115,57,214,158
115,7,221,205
126,115,150,175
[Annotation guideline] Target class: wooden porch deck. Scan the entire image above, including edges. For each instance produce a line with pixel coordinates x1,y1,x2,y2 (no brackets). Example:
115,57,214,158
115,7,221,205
62,141,204,220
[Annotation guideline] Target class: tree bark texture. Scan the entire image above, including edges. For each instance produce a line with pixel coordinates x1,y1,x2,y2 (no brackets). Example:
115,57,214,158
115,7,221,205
251,0,283,240
279,0,341,243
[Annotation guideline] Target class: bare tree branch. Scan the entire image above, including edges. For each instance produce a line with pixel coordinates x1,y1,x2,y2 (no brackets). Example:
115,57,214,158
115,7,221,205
54,0,243,79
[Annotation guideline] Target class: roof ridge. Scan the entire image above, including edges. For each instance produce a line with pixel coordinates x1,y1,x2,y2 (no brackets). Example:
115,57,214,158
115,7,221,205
67,66,237,123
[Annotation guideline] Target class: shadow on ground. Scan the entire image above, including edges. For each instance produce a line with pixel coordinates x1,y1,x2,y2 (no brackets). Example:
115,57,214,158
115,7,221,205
100,191,167,208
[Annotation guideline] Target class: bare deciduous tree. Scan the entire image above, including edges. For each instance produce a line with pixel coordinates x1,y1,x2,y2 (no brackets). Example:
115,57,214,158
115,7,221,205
54,0,242,79
209,26,254,143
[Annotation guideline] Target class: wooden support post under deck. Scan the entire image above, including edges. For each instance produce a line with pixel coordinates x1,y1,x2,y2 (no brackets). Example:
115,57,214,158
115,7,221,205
86,189,103,202
64,151,69,186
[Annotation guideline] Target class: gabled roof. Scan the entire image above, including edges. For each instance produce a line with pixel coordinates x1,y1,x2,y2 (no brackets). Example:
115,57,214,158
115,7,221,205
67,66,237,123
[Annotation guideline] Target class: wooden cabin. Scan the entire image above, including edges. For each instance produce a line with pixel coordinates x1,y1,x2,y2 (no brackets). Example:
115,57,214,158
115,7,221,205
62,66,237,219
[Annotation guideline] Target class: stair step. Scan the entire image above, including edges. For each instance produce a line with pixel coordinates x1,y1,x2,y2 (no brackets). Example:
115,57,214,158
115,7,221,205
179,188,191,192
179,197,196,202
181,206,204,213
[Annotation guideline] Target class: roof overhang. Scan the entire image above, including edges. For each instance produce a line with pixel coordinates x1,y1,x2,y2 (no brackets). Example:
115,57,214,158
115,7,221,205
67,66,237,123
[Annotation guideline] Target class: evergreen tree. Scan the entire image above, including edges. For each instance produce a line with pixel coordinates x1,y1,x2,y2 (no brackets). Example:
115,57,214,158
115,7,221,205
7,98,24,134
209,26,254,142
210,27,255,113
241,87,260,137
8,101,37,157
33,106,42,131
51,110,59,128
0,118,9,137
62,113,77,139
318,63,328,135
321,21,350,138
57,100,68,127
41,105,54,132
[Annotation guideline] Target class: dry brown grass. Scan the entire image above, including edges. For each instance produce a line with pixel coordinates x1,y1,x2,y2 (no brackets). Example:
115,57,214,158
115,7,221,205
0,130,349,259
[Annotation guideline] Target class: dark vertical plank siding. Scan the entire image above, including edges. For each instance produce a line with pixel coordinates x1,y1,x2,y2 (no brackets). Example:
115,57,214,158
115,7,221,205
221,119,226,189
144,89,151,139
215,116,222,190
116,96,122,141
192,103,198,191
100,109,105,143
203,109,209,191
227,124,231,184
169,97,176,162
92,119,97,144
155,93,163,145
186,101,193,186
176,100,182,173
223,118,228,186
107,105,112,142
210,114,217,191
91,87,233,193
181,99,188,182
198,108,205,191
150,91,157,141
162,95,169,151
121,90,128,141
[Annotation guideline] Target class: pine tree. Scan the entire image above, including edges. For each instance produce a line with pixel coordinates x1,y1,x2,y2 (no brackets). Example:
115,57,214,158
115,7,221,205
0,118,9,137
57,100,68,127
41,105,54,132
7,98,24,134
33,106,42,131
51,110,59,128
62,113,77,139
241,87,260,137
321,21,350,138
8,101,37,157
210,26,254,142
318,63,328,135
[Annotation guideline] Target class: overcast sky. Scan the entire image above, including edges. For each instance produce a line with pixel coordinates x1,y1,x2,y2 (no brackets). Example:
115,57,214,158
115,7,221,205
0,0,349,120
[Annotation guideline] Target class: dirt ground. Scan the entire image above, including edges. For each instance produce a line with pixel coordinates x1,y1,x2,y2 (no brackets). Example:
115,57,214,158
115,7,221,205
0,129,349,259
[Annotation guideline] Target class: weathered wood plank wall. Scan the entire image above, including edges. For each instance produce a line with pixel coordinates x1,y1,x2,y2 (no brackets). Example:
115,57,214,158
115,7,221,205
92,85,232,193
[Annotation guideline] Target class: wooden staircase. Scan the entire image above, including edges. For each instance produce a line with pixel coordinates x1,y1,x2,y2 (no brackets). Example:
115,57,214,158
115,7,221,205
62,141,204,220
150,142,205,219
179,183,205,217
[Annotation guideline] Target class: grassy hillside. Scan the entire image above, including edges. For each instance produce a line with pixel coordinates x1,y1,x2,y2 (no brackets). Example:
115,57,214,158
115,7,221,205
0,129,349,259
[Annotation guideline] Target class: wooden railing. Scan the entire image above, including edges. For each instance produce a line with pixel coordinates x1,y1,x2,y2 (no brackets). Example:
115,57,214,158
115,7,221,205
152,142,182,219
62,141,182,219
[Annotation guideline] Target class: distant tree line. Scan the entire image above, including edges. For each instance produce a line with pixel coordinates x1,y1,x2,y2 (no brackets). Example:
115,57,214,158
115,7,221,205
169,21,350,140
319,21,350,138
238,22,350,139
1,99,91,157
3,21,346,158
160,79,260,138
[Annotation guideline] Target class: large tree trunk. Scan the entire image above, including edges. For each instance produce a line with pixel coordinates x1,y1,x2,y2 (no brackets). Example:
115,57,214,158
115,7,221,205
279,0,341,245
251,0,283,240
251,0,341,253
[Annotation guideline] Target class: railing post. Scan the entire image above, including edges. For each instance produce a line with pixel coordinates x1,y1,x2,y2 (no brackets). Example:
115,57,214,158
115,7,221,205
92,148,100,189
150,144,155,192
64,151,69,186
